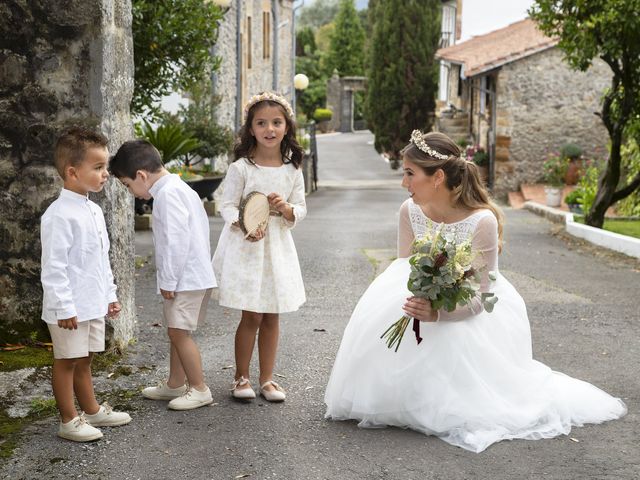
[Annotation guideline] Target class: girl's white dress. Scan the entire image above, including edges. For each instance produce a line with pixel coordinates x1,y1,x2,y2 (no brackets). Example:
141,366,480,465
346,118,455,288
212,158,306,313
324,199,626,453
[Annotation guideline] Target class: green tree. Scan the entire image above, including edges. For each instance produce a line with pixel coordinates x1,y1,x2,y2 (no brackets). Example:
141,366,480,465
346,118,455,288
131,0,224,116
325,0,366,76
530,0,640,229
297,0,340,30
366,0,441,167
296,26,317,56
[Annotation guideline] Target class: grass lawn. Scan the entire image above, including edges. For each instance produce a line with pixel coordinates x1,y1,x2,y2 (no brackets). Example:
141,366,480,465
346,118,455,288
573,216,640,239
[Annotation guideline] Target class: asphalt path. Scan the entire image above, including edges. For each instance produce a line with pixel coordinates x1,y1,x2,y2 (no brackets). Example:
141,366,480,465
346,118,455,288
2,131,638,479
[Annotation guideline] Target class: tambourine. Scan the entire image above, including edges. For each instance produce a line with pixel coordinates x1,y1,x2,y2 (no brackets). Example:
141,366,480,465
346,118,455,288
238,191,278,238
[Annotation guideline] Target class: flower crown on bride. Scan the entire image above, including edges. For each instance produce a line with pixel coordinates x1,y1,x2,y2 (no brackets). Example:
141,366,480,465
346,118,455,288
410,130,451,160
244,92,294,122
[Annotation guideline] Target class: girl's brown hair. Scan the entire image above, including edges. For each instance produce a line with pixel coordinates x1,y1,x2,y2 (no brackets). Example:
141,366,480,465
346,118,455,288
401,131,504,251
234,98,304,168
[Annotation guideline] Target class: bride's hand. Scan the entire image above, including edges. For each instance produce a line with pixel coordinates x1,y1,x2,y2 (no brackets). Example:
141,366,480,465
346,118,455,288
403,297,438,322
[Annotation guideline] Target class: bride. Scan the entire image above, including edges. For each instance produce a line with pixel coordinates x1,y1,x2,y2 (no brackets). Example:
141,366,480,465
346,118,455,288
324,131,626,453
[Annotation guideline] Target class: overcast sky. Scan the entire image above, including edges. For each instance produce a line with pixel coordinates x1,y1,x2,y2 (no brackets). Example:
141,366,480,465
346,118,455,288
459,0,536,41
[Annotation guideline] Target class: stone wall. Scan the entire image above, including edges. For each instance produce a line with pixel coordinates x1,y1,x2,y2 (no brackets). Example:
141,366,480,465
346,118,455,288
494,47,610,197
0,0,135,349
214,0,295,132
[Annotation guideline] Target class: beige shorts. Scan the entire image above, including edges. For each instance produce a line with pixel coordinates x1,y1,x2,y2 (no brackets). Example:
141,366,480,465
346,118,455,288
47,318,105,360
163,289,212,331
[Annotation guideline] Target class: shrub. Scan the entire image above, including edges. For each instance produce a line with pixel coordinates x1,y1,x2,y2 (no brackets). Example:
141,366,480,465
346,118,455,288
313,108,333,122
542,153,569,187
560,143,583,160
575,160,605,213
564,189,582,205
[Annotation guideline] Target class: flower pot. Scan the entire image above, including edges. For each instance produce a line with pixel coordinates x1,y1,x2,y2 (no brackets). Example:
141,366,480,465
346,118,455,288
567,203,583,214
185,175,224,201
544,186,563,207
564,159,583,185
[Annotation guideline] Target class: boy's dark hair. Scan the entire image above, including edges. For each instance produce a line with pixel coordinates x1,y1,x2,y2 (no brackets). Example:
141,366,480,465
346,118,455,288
110,139,164,179
54,127,108,179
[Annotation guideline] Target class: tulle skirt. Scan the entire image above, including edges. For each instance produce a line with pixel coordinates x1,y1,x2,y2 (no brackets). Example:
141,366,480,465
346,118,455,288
324,259,627,453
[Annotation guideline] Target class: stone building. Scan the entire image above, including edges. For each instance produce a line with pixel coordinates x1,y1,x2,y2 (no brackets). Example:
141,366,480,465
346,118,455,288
435,18,610,198
0,0,135,347
213,0,296,132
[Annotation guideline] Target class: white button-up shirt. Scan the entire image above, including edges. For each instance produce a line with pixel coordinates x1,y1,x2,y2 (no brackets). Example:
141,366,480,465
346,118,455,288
41,189,118,324
149,174,217,292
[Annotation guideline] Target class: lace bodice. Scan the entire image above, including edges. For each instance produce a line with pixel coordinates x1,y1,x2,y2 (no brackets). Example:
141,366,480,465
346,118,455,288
397,199,500,322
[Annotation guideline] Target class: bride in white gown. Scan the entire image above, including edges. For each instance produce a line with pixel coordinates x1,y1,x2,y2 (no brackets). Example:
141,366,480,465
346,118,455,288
324,131,626,453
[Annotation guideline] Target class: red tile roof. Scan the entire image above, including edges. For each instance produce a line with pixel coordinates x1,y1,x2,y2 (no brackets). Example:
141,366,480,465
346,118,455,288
435,18,558,77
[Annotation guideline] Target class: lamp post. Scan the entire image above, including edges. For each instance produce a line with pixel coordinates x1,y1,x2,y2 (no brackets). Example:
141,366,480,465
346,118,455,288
293,73,309,118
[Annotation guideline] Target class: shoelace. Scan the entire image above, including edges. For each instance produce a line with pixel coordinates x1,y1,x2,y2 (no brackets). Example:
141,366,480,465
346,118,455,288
101,402,113,414
73,413,88,428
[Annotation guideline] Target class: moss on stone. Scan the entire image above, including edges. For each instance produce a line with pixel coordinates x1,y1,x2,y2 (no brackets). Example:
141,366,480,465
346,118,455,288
0,347,53,371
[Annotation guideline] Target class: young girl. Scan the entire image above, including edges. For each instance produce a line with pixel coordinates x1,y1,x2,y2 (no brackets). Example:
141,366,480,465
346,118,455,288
213,92,306,402
324,131,626,452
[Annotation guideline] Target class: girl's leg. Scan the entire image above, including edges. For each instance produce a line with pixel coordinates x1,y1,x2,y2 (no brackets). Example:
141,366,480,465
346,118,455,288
167,328,206,391
73,354,100,415
52,358,79,423
258,313,280,391
235,310,263,389
167,342,187,388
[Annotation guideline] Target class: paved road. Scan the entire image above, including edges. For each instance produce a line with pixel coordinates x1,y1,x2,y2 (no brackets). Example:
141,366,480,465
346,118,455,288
2,132,639,479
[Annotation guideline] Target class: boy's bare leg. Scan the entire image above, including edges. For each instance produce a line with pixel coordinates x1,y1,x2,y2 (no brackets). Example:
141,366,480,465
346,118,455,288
258,313,280,391
73,354,100,415
52,358,79,423
167,343,187,388
167,328,205,391
234,310,263,389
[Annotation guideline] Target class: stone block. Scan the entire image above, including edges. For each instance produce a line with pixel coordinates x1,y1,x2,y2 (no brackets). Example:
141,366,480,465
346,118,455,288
134,214,152,231
203,200,216,216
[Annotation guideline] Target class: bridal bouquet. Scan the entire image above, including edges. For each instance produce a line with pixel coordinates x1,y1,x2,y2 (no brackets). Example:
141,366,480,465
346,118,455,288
381,226,498,352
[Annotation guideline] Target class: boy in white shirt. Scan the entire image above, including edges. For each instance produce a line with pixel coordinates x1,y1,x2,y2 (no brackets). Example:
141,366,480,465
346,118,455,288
110,139,216,410
41,127,131,442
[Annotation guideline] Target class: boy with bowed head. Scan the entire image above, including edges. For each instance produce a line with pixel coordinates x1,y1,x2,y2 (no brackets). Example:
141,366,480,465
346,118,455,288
41,127,131,442
110,139,216,410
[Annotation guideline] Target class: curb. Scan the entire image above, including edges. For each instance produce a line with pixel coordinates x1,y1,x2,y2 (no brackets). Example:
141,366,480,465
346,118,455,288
523,201,640,259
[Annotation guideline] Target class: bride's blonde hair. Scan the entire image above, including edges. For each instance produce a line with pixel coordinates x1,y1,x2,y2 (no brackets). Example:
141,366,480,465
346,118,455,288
401,131,504,251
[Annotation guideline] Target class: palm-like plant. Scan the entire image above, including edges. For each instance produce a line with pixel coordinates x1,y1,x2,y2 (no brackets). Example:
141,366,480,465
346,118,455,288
139,120,201,165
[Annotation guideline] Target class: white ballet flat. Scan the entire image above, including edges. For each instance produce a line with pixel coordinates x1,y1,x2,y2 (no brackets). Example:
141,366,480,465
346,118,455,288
259,381,286,402
231,376,256,400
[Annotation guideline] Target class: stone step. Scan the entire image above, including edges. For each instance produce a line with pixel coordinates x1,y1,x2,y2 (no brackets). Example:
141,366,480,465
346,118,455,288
508,190,525,209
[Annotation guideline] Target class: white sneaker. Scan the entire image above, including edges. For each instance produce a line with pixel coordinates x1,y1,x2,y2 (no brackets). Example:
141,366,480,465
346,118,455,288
84,402,132,427
142,380,188,400
168,386,213,410
58,414,103,442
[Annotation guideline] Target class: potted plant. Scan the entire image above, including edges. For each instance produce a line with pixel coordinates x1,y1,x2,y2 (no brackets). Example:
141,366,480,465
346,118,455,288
564,189,583,214
466,144,489,182
542,153,569,207
560,143,584,185
313,108,333,133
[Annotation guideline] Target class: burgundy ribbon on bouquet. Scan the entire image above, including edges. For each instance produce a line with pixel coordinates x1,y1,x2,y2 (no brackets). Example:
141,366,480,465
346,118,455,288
412,318,423,345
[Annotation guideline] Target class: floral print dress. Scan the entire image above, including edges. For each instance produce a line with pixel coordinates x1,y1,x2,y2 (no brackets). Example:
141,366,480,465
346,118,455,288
212,158,306,313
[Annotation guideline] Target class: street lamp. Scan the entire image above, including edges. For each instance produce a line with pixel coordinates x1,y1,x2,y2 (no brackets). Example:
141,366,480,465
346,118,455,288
293,73,309,119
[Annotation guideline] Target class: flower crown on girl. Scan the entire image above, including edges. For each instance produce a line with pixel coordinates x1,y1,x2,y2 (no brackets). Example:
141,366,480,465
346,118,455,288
244,91,295,122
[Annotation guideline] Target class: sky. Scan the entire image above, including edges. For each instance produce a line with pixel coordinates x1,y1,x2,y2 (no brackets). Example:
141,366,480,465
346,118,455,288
459,0,536,41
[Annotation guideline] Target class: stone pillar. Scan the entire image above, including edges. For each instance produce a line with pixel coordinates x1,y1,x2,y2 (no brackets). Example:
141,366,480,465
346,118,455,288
0,0,135,351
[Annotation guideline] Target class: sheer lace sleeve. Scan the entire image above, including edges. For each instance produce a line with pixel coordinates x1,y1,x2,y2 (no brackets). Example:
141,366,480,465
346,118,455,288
220,161,244,225
397,199,414,258
438,213,499,322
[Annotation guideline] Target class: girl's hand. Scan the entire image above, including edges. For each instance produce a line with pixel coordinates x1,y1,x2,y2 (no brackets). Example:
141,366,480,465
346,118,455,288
402,296,438,322
160,289,175,300
107,302,121,319
267,193,294,220
247,226,266,242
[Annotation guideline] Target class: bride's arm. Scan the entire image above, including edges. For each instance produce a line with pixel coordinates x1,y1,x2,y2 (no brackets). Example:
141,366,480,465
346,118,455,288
437,214,499,322
397,199,414,258
402,214,499,322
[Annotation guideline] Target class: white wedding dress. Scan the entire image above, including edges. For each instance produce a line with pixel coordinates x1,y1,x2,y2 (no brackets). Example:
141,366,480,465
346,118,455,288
324,199,626,453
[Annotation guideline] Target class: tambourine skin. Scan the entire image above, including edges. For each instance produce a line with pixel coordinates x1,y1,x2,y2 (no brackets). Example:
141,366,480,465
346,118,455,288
238,191,271,237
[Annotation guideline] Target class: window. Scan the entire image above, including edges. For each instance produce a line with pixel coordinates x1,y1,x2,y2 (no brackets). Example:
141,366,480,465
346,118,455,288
263,11,271,59
247,16,252,69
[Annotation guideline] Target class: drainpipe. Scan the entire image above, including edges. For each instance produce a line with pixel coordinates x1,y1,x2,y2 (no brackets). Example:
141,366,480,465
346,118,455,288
235,0,242,131
272,0,279,91
291,0,305,112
